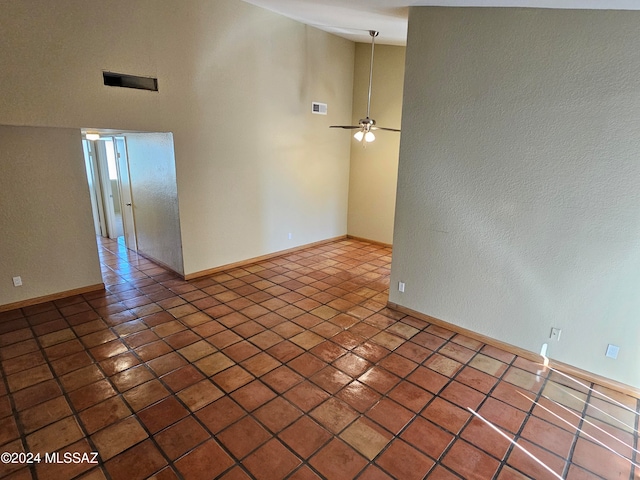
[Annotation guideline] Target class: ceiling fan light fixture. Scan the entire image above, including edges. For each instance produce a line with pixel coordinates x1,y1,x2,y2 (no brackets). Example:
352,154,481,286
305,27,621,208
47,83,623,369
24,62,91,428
329,30,400,142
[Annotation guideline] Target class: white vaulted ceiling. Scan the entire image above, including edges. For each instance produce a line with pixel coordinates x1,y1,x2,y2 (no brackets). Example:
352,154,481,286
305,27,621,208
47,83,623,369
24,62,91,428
241,0,640,45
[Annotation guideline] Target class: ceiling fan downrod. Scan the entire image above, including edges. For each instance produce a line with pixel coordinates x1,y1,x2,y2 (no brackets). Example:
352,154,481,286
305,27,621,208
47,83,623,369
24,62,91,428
329,29,400,142
366,30,378,120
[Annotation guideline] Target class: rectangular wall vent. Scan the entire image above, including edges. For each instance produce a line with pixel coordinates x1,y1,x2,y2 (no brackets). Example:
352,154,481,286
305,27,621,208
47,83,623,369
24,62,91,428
312,102,327,115
103,72,158,91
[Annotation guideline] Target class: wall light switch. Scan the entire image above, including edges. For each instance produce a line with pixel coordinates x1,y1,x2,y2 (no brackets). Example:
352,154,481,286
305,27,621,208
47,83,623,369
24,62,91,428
398,281,405,293
12,276,22,287
605,344,619,359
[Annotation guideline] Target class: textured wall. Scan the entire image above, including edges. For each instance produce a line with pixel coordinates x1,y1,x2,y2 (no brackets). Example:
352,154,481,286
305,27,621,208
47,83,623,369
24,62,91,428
0,126,103,305
391,7,640,388
125,133,183,274
347,44,405,245
0,0,354,277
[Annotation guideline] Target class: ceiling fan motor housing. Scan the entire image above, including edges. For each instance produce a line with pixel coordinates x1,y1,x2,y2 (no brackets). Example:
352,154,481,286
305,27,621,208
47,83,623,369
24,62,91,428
359,117,376,130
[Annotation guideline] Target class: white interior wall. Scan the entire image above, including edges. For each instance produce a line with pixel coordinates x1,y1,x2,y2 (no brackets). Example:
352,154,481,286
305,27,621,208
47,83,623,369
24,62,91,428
391,7,640,388
0,0,354,282
0,126,103,306
347,44,405,245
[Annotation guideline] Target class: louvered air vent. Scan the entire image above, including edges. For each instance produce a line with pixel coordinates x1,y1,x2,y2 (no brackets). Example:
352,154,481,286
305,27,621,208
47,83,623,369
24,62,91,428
103,72,158,91
312,102,327,115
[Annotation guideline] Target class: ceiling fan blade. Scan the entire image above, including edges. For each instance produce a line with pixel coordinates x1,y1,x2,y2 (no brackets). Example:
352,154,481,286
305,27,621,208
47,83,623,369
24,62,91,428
370,126,401,132
330,125,361,129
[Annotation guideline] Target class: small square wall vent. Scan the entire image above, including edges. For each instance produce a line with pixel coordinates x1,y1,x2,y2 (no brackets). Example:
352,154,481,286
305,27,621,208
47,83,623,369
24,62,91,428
312,102,327,115
103,72,158,91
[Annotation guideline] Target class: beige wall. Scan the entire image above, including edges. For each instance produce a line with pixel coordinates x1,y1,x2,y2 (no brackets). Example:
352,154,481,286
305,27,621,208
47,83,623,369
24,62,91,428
0,0,354,278
391,7,640,388
0,126,103,306
347,44,405,244
125,133,183,274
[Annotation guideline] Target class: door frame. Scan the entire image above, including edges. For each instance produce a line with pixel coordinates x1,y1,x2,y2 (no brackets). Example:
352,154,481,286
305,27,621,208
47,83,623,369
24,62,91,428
83,135,137,250
82,139,107,237
93,139,122,239
114,136,138,251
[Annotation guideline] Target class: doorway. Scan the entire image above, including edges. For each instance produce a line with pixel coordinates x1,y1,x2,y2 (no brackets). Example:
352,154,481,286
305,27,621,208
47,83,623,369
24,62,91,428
82,135,137,251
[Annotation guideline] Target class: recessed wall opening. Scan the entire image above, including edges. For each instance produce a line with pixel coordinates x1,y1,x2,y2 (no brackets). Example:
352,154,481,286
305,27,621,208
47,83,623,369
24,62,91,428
103,72,158,91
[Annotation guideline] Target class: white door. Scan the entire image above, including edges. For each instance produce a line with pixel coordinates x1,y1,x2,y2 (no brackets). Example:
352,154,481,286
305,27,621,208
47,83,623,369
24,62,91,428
114,137,137,251
82,140,107,236
95,138,124,239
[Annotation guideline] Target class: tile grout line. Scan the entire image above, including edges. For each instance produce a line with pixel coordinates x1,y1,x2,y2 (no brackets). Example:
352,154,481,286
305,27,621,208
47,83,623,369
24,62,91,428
79,266,165,480
0,323,38,480
4,252,433,480
631,397,640,480
102,242,231,479
246,243,396,480
442,342,526,479
82,242,640,478
4,237,637,480
35,302,92,480
0,249,516,478
563,377,593,479
94,242,204,480
496,372,552,479
351,324,498,478
237,244,396,478
349,316,442,479
357,321,535,478
25,300,108,480
82,243,179,479
97,238,391,479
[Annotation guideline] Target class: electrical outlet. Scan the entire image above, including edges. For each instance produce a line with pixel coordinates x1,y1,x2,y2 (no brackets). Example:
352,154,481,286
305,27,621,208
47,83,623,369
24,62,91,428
12,276,22,287
398,281,405,293
288,232,292,240
605,344,619,359
550,327,561,341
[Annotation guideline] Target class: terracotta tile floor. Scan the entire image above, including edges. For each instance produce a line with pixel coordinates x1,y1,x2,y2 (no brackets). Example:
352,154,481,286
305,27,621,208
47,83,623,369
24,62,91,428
0,237,638,480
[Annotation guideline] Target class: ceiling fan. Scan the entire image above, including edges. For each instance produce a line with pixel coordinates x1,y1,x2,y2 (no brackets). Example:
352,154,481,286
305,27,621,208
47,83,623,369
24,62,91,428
331,30,401,143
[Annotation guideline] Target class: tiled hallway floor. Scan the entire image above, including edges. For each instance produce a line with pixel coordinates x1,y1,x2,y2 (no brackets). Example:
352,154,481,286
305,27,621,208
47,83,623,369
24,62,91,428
0,238,638,480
